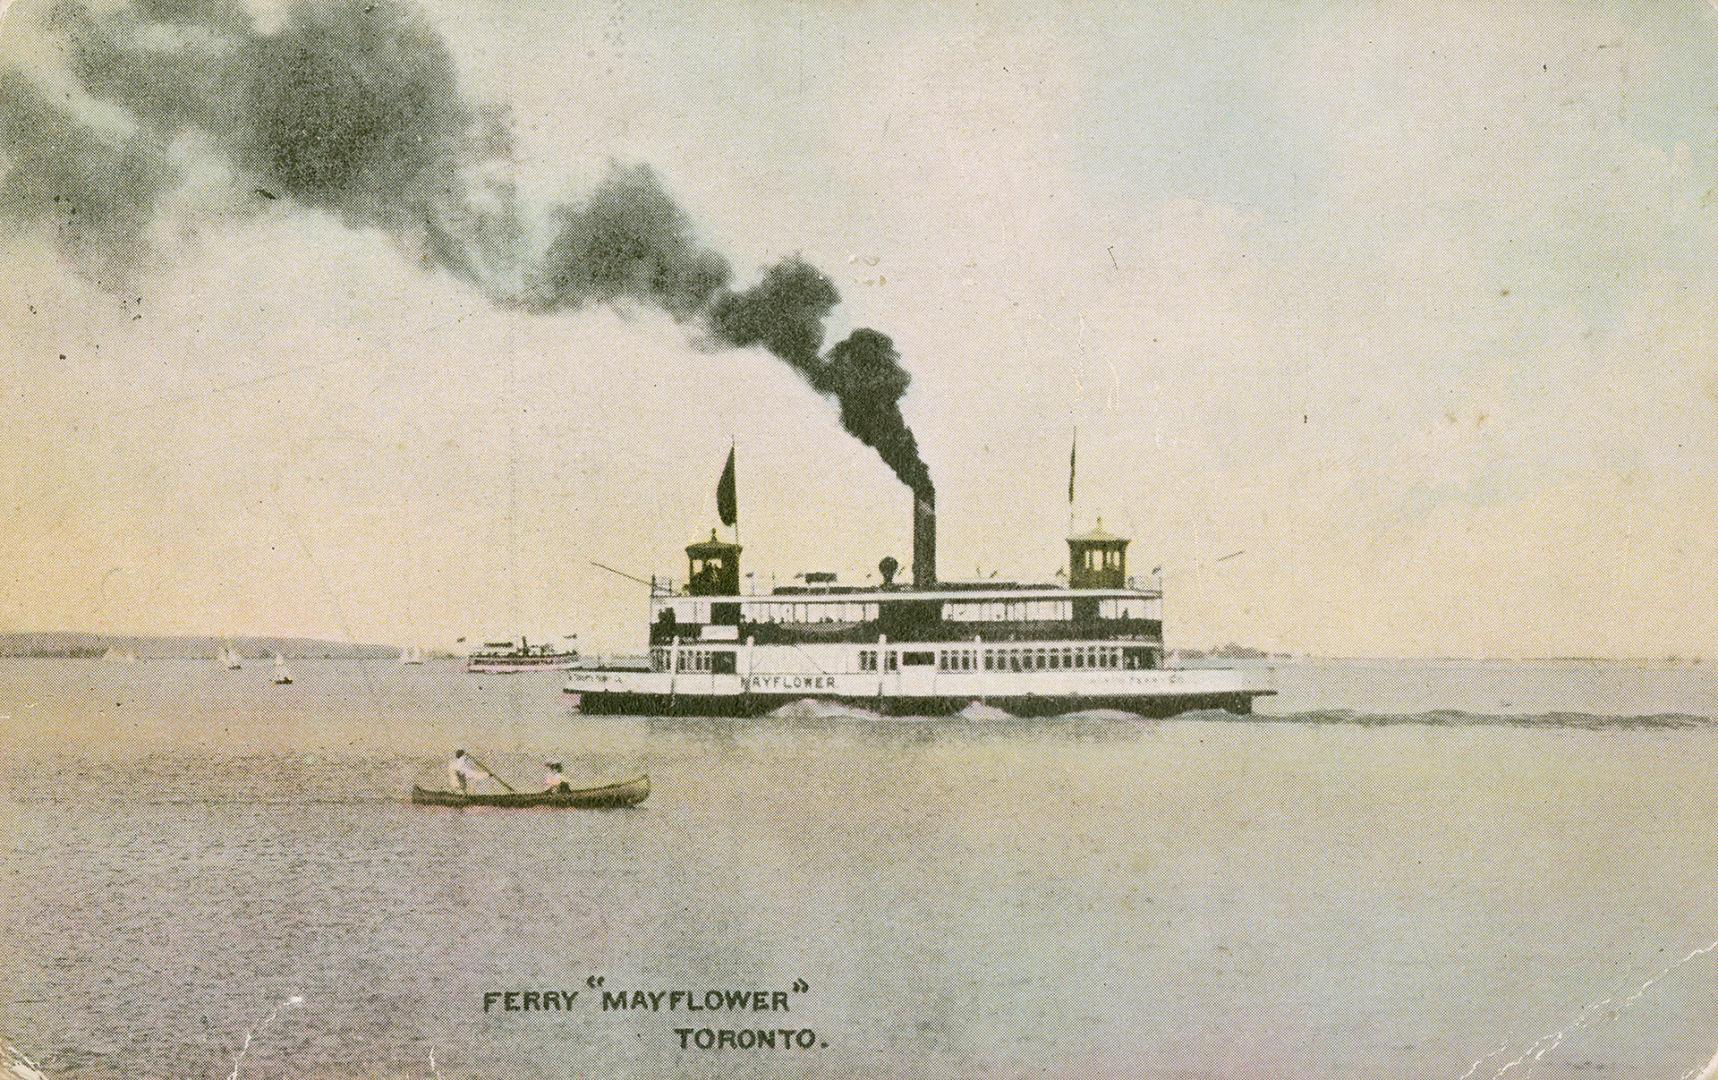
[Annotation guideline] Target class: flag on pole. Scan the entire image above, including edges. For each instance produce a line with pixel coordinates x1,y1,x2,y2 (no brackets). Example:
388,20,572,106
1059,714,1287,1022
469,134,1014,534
1068,431,1077,505
717,445,737,527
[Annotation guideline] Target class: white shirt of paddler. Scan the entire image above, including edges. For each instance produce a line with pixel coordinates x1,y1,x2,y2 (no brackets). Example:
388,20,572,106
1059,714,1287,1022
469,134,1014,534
448,753,483,787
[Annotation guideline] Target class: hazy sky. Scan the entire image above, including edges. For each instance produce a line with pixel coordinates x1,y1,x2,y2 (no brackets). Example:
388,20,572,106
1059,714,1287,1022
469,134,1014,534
3,0,1717,658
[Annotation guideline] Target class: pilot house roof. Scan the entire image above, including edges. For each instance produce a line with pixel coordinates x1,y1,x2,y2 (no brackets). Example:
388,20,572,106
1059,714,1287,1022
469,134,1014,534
686,529,742,556
1068,521,1128,545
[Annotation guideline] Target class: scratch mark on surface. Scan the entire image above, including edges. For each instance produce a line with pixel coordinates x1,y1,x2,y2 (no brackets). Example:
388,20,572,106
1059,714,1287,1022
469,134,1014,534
1478,940,1718,1079
225,993,302,1080
1677,1044,1718,1080
1458,1040,1507,1080
427,1045,444,1079
1,1038,49,1080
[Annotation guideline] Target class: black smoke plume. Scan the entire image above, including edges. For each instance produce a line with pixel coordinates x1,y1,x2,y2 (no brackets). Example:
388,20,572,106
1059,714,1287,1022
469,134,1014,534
0,68,174,280
29,0,518,290
0,0,931,496
709,261,928,495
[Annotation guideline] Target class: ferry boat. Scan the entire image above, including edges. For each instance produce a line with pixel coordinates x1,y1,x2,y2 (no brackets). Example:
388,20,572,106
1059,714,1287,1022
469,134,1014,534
564,495,1273,718
464,635,580,674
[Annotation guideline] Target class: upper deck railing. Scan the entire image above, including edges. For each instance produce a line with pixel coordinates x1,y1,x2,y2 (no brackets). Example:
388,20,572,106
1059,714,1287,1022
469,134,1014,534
648,573,1163,599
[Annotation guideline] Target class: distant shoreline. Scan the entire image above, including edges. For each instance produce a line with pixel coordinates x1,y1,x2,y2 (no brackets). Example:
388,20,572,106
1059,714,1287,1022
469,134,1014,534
0,632,399,660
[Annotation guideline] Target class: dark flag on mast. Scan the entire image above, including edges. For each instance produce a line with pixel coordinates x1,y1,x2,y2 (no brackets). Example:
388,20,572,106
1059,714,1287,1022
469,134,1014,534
1068,431,1077,505
717,445,738,527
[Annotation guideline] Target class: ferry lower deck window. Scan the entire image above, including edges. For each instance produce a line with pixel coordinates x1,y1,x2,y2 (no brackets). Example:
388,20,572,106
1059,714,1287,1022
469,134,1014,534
903,651,935,666
676,650,715,672
886,652,899,671
859,650,878,672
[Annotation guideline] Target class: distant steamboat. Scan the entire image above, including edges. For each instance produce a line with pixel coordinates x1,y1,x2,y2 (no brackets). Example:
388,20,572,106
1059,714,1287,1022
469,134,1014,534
565,494,1272,718
465,636,580,674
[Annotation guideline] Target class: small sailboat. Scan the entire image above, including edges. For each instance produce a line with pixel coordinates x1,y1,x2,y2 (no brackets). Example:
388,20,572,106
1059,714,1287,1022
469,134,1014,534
272,653,294,685
400,645,425,665
220,645,243,670
102,647,138,663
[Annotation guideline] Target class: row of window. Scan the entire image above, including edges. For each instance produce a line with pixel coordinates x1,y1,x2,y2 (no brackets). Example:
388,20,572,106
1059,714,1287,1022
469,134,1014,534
1078,549,1125,570
773,644,1161,674
940,648,979,671
902,599,1159,622
984,645,1158,671
743,601,881,625
660,596,1157,625
944,599,1074,622
652,648,716,672
654,644,1162,675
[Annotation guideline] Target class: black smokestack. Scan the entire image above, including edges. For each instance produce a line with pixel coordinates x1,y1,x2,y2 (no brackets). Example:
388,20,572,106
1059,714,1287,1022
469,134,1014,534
7,0,934,508
913,491,936,589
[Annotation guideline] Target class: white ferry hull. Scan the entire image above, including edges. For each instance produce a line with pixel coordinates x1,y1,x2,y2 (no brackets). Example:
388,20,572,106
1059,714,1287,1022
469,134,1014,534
466,657,581,674
563,667,1272,718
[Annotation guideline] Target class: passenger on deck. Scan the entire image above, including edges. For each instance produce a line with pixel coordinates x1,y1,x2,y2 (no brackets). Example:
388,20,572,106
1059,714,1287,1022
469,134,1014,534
447,749,488,793
544,761,571,793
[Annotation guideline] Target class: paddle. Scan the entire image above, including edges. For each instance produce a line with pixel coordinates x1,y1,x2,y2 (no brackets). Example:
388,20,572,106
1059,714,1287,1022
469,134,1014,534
465,756,516,793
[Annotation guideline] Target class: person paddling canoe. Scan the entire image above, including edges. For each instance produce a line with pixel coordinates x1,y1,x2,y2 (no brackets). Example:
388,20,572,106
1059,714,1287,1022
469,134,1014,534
543,761,571,793
448,749,490,793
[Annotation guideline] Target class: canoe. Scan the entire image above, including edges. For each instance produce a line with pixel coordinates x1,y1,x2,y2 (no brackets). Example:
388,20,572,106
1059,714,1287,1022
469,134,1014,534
411,774,649,809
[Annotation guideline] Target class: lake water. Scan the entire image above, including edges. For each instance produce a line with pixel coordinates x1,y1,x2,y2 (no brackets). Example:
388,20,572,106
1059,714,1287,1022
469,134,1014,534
1,657,1715,1079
